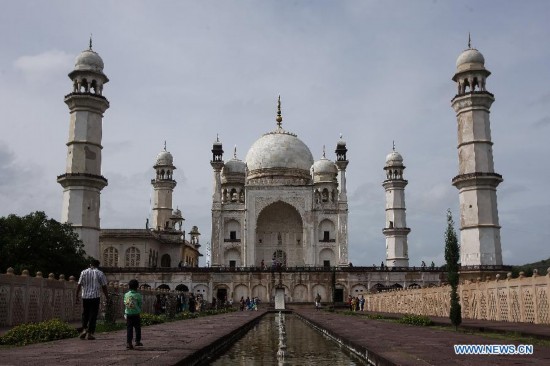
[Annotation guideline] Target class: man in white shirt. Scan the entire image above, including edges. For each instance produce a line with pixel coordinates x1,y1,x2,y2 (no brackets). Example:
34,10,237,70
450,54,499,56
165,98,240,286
75,259,109,340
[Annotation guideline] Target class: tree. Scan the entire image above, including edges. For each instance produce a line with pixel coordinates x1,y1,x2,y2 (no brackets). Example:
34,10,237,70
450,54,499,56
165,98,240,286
0,211,90,278
444,209,461,329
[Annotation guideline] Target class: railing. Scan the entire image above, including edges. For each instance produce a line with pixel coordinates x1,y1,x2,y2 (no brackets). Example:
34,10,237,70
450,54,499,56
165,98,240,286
0,269,183,327
364,269,550,324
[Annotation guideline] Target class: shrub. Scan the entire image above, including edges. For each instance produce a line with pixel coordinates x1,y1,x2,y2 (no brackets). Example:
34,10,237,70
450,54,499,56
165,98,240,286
0,319,77,346
398,314,433,326
140,313,166,326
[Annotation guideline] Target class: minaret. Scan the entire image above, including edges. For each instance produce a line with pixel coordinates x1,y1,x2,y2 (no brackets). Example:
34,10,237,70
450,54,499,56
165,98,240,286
57,39,109,259
151,143,177,231
335,134,348,201
382,145,410,267
334,135,350,265
210,135,224,266
451,38,503,266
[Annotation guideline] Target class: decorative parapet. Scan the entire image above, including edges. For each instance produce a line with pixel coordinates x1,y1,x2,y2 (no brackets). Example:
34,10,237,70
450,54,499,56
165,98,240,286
364,269,550,324
0,268,183,328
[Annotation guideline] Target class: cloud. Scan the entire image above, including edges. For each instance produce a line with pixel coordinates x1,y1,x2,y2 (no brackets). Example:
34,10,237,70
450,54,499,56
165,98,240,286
0,142,58,217
13,50,73,83
0,143,17,187
533,116,550,128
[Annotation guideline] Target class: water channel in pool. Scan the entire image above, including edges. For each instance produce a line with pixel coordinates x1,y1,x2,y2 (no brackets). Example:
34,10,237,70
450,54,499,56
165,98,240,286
210,312,367,365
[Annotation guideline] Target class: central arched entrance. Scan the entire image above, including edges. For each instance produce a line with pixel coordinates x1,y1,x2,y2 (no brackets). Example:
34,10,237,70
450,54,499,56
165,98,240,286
256,201,304,266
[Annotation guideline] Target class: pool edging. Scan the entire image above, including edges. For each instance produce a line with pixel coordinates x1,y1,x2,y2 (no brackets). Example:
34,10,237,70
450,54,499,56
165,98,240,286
294,311,396,366
179,310,267,365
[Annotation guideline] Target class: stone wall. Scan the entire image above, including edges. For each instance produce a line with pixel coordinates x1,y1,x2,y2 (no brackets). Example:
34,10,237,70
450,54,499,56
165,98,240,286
0,268,179,328
365,270,550,324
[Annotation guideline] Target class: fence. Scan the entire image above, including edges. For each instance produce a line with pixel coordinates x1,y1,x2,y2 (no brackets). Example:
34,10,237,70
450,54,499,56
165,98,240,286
365,269,550,324
0,268,181,328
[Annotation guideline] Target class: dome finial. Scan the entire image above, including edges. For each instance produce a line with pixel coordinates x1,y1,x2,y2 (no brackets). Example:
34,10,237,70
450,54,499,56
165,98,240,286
276,95,283,128
89,34,93,50
216,133,219,143
164,140,167,151
234,145,237,159
392,140,396,151
468,32,471,49
322,145,326,158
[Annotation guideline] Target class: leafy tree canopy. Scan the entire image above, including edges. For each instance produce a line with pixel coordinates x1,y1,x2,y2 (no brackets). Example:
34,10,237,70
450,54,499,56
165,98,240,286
0,211,89,278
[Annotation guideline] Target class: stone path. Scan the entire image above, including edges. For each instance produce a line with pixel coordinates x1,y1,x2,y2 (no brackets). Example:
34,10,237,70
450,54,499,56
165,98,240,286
0,310,266,366
1,308,550,365
294,308,550,366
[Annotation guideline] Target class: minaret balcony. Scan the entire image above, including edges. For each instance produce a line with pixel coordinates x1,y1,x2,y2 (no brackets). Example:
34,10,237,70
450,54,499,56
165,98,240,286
382,227,411,235
452,172,503,189
451,91,494,112
57,172,108,190
64,92,110,113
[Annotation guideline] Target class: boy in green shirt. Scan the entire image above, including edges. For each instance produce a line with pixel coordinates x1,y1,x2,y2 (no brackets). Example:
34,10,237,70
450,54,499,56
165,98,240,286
124,279,143,349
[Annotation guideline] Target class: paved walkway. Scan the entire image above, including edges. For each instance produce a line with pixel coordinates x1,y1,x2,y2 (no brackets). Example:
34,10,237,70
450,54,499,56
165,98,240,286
0,310,266,366
1,308,550,365
294,308,550,365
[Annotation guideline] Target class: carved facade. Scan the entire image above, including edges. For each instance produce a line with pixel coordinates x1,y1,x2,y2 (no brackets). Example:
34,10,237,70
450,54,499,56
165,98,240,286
210,100,350,268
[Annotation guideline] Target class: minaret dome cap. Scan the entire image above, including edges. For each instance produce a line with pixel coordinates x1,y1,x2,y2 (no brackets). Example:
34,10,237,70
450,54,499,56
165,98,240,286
385,150,403,167
74,49,105,73
336,133,346,147
456,48,485,69
155,150,174,166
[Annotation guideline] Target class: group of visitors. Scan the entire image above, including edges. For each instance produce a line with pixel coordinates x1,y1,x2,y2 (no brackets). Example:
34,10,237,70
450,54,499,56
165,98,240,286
347,294,365,311
420,261,436,269
239,296,261,311
76,259,143,350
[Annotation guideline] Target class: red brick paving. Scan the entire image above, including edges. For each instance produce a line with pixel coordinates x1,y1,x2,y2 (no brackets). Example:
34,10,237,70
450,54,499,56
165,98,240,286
294,308,550,366
0,310,266,366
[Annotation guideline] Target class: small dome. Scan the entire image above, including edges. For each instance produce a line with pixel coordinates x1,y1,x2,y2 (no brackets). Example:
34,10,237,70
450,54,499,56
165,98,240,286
385,150,403,167
312,158,338,175
336,134,346,147
456,48,485,69
222,158,246,176
74,49,105,73
155,150,173,166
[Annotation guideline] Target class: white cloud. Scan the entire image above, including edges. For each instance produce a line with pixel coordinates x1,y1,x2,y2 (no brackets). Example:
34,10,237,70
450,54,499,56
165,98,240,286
13,50,73,83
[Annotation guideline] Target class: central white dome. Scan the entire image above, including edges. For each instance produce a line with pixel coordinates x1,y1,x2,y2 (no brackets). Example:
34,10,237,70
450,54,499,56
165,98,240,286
245,130,314,181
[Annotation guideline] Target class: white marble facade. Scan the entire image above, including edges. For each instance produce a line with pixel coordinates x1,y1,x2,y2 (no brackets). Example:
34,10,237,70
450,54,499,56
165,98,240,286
210,100,349,268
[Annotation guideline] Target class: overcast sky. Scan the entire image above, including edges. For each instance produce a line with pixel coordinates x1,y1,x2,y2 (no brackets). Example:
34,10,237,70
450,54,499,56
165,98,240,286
1,1,549,267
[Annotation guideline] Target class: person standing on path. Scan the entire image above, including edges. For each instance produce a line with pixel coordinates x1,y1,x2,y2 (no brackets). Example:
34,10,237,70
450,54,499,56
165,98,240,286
124,279,143,350
315,293,321,310
75,259,109,340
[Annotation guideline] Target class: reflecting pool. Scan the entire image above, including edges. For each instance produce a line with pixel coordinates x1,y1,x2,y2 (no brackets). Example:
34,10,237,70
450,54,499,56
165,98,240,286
210,312,366,365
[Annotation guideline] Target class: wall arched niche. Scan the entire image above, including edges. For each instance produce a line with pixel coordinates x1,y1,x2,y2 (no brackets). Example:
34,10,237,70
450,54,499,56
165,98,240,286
255,201,304,266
